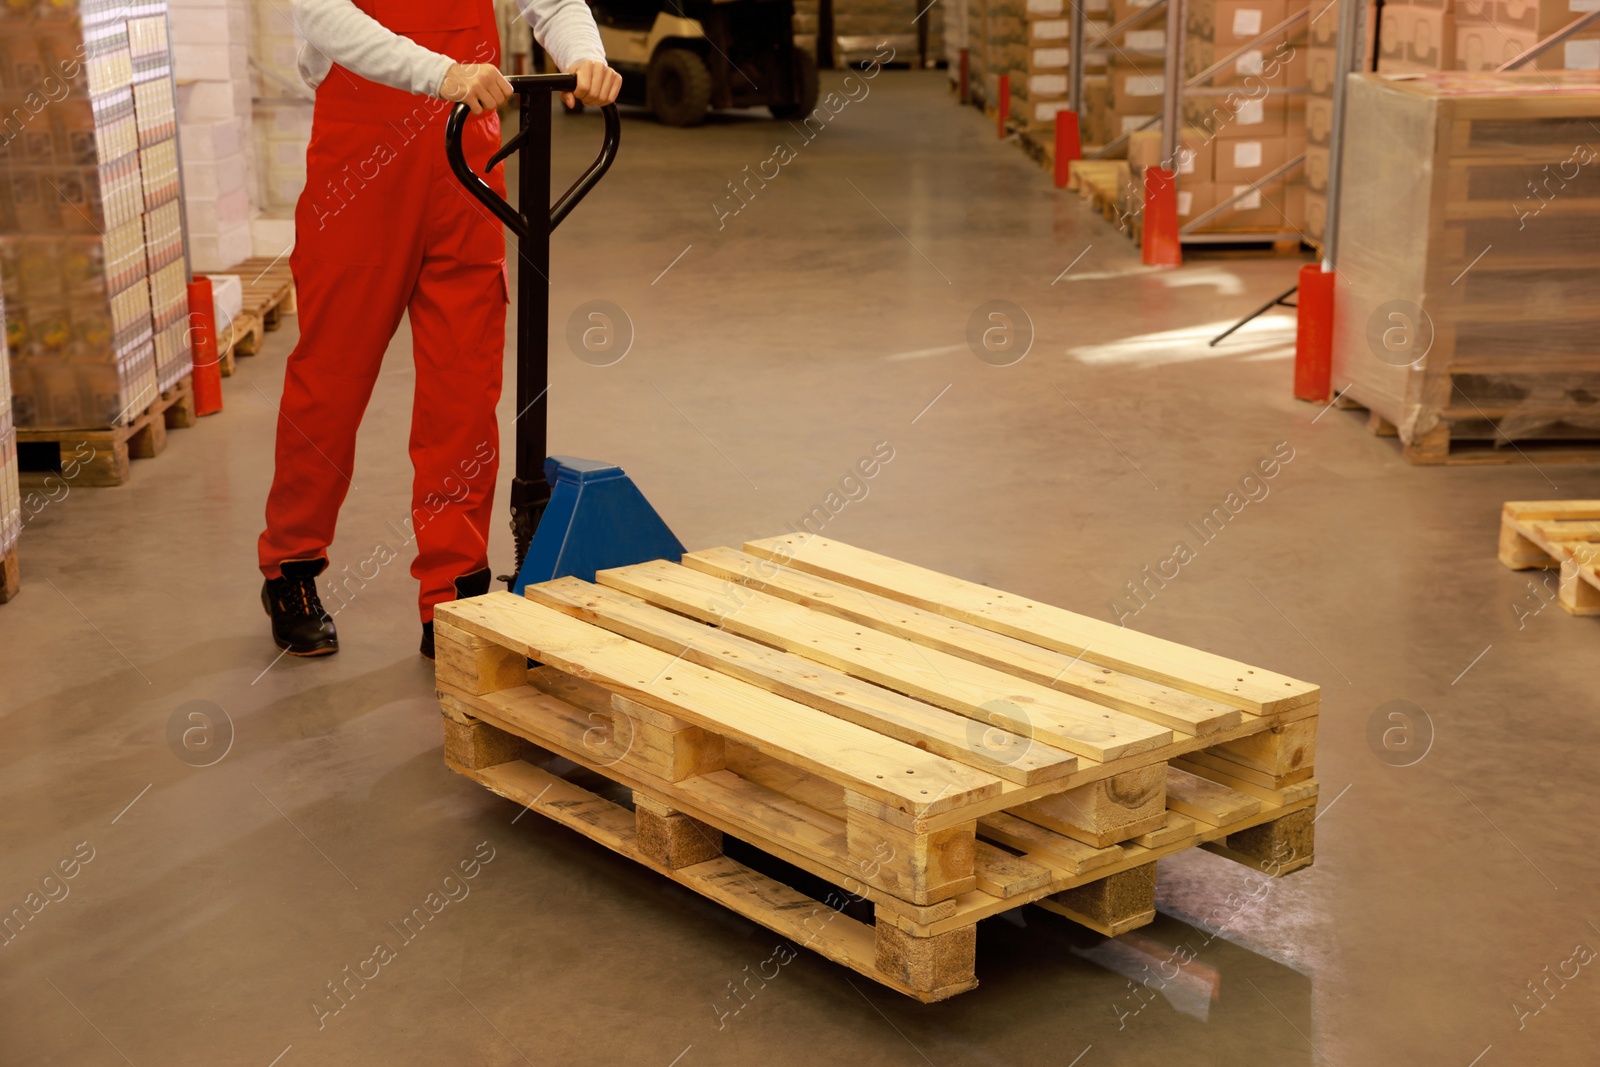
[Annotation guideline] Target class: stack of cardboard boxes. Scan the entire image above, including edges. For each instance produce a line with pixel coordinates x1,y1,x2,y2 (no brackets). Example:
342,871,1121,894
796,0,820,55
1182,0,1309,234
1379,0,1600,73
1304,0,1336,243
170,0,254,271
1104,0,1168,145
983,0,1028,104
252,0,312,232
1012,0,1110,135
834,0,921,66
1,1,190,431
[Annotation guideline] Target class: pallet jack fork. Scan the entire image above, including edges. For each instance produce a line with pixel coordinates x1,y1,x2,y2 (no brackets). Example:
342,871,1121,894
445,75,684,593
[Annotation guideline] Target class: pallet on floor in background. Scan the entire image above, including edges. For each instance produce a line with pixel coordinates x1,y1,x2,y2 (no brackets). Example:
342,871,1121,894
1333,397,1600,466
434,537,1320,1000
0,546,18,604
1499,500,1600,617
229,256,297,359
1067,161,1129,228
16,375,195,487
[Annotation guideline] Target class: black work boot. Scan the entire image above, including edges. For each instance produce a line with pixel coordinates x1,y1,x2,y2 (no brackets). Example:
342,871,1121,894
262,558,338,657
420,566,494,661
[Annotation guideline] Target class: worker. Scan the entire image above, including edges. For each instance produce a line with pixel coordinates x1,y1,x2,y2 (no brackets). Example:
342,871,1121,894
257,0,621,660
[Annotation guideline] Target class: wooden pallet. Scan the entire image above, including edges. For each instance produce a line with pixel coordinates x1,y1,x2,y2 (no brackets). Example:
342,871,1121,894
228,256,297,361
0,545,18,604
435,537,1320,1000
1334,396,1600,465
17,375,195,487
1499,500,1600,616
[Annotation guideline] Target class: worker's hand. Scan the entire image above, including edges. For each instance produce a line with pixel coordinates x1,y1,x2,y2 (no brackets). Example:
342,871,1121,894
441,63,513,114
565,57,621,108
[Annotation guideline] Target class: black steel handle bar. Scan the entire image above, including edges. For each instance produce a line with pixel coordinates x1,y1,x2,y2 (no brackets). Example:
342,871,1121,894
444,74,620,241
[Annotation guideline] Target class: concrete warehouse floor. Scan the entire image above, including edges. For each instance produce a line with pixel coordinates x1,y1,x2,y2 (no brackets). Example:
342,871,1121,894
3,69,1599,1066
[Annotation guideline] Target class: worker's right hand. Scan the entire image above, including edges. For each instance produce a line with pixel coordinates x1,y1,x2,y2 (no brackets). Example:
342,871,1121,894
440,63,512,114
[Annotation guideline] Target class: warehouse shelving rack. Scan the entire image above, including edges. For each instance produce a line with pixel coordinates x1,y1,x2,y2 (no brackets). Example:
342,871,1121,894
1065,0,1600,256
1068,0,1321,247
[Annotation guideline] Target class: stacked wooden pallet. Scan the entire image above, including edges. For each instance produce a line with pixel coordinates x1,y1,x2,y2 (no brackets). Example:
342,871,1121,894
219,255,297,375
1499,500,1600,617
434,536,1320,1000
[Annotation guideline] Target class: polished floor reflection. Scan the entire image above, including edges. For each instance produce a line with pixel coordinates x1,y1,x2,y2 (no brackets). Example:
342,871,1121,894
3,70,1598,1066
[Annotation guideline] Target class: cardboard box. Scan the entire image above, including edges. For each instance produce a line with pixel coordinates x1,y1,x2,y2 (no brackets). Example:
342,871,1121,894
1406,7,1456,68
1206,179,1306,230
1285,110,1307,152
1186,91,1292,137
181,152,247,199
1175,181,1217,222
1111,65,1167,108
1212,0,1289,45
1309,0,1339,44
1457,23,1534,68
1307,44,1339,94
1189,36,1308,86
1304,143,1330,192
1215,134,1288,182
1031,45,1071,69
1025,99,1070,124
1112,0,1167,26
1378,4,1409,66
1304,190,1327,241
1306,95,1334,145
1128,126,1218,180
1026,71,1070,96
1124,28,1168,51
1030,18,1070,41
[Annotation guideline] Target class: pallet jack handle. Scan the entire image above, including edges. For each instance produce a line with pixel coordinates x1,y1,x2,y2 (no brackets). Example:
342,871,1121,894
443,74,620,239
443,75,683,593
442,74,622,583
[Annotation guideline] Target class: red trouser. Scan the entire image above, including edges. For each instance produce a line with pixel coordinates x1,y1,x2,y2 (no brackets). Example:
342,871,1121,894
257,96,508,623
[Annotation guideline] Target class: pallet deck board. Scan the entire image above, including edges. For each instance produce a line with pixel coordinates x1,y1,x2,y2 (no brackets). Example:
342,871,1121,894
435,593,1005,817
741,535,1319,715
597,560,1175,763
526,577,1080,786
682,546,1242,736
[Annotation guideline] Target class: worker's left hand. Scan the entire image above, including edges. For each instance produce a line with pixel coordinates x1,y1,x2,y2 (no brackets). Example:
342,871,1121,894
565,58,621,108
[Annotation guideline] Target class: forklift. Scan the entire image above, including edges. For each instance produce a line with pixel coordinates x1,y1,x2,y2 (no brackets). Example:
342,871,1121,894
577,0,819,126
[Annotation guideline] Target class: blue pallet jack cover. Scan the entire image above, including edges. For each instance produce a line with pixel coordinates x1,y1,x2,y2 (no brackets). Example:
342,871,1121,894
512,456,686,594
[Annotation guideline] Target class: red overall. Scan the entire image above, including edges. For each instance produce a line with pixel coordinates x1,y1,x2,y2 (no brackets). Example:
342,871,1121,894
257,0,507,623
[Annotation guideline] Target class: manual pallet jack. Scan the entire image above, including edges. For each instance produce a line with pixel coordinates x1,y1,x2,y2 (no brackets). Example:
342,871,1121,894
445,75,684,591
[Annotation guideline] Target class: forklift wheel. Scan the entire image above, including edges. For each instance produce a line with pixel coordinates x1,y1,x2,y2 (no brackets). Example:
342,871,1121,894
769,49,820,121
647,48,713,127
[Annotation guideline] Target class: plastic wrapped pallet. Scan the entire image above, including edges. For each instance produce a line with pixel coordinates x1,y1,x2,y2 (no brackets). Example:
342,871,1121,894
1,1,166,430
1330,71,1600,462
835,0,920,65
0,277,19,602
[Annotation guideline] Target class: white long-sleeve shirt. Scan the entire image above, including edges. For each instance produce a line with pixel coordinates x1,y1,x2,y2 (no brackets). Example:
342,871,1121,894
292,0,606,98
